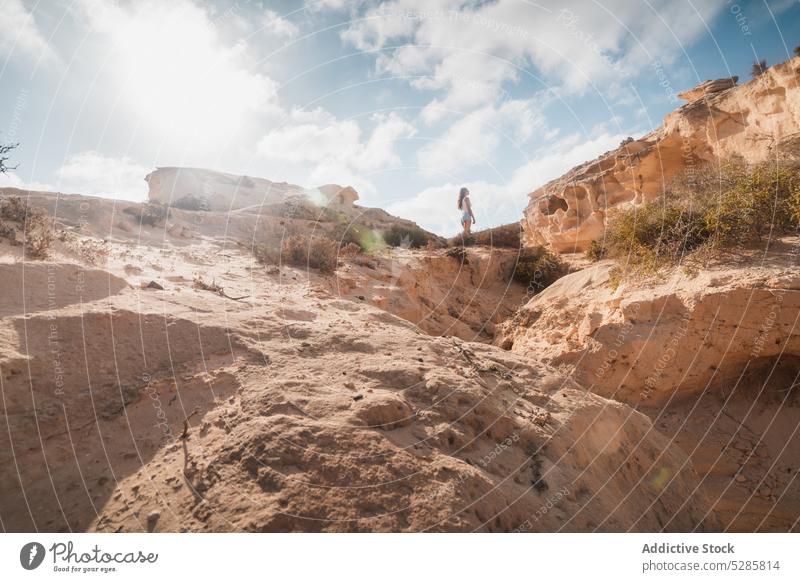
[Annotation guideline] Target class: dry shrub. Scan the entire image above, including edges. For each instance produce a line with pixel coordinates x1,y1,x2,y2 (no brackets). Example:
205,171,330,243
339,242,362,258
255,234,339,273
172,194,209,211
123,203,169,227
445,246,468,263
512,246,565,292
605,201,708,272
77,239,109,266
584,239,607,261
465,223,521,248
253,243,281,266
0,195,54,258
339,241,377,268
603,160,800,273
329,218,382,252
383,223,430,248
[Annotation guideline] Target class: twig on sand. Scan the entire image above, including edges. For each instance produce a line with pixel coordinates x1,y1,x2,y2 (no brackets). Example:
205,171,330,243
180,407,201,440
451,339,510,377
193,276,250,301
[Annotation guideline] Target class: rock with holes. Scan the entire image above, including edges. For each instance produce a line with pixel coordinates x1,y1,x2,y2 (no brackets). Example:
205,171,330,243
522,58,800,252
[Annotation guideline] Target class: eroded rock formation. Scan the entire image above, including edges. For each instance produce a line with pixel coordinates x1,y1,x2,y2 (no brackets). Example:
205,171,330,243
145,166,359,212
495,240,800,530
523,57,800,252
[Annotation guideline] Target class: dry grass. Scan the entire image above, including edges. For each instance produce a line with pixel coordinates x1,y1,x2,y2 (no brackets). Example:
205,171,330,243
601,160,800,275
445,246,468,263
450,223,521,248
255,234,339,273
383,223,431,248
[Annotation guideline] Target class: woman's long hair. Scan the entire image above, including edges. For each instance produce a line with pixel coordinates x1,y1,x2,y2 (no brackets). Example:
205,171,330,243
457,187,469,210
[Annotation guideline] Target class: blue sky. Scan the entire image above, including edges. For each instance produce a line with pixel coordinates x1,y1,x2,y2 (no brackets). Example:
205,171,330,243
1,0,799,235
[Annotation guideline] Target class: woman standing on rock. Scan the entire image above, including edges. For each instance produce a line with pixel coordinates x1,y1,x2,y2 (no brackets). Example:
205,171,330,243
458,187,475,235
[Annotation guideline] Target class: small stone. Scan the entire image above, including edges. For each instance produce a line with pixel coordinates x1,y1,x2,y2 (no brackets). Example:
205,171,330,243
147,510,161,532
146,280,164,290
735,474,746,483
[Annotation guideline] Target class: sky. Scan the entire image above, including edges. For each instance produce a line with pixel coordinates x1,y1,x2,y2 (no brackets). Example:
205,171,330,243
1,0,799,236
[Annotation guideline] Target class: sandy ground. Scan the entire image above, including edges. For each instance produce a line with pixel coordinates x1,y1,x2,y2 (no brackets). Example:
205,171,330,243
0,192,717,532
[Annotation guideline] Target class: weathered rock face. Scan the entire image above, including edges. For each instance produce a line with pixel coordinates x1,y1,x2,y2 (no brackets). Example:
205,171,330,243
523,57,800,252
145,166,359,211
495,246,800,406
494,239,800,530
677,76,738,102
330,246,528,342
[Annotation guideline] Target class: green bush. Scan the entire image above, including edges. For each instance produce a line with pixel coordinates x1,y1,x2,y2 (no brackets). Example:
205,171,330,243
383,223,430,248
512,246,564,292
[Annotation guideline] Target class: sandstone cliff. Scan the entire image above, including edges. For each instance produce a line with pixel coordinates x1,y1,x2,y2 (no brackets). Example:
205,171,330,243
523,57,800,252
495,237,800,530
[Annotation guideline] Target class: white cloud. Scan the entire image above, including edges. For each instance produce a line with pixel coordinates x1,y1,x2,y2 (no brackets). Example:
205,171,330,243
505,131,625,195
76,0,280,144
0,0,59,66
393,130,624,235
417,98,543,174
262,10,299,38
55,151,149,201
343,0,724,110
388,180,509,236
0,171,54,192
257,108,362,164
306,0,350,12
256,110,416,190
